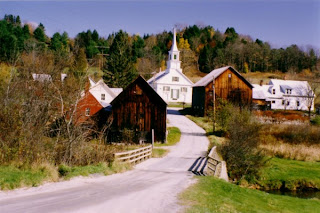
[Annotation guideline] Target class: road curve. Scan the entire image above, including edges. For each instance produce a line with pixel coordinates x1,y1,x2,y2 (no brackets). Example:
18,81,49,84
0,108,209,213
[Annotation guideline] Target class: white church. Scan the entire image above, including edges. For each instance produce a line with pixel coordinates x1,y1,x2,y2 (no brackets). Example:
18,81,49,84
147,29,193,104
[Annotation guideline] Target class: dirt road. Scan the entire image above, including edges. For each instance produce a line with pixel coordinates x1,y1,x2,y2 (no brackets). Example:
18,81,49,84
0,108,209,213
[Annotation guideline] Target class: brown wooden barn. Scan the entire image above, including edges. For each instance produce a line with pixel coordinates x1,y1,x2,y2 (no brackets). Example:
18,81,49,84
110,75,167,143
192,66,253,116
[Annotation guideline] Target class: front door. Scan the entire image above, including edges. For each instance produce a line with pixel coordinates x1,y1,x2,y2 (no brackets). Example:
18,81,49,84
171,89,179,100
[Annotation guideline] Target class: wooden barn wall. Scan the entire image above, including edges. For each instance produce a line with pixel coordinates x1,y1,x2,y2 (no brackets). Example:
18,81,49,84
204,68,252,115
112,82,167,142
192,87,206,116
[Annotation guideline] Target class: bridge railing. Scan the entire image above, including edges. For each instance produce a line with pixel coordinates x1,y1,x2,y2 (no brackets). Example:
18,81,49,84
114,145,152,164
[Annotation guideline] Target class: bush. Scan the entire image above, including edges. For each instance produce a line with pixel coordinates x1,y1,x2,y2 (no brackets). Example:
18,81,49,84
311,116,320,126
218,108,264,182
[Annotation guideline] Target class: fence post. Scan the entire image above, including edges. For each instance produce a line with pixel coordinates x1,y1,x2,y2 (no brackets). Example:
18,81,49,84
152,129,154,148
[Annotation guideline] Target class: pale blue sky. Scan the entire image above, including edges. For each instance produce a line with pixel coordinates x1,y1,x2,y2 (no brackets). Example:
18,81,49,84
1,1,319,50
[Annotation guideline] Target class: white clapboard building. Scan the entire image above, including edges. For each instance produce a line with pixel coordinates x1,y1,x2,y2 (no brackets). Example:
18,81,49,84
253,79,315,111
147,29,193,104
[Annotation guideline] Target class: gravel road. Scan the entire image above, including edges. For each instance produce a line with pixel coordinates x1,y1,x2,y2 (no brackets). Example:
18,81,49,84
0,108,209,213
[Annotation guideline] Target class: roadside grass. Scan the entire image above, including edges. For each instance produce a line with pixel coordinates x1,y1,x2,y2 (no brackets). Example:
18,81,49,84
152,148,169,158
0,163,58,190
155,127,181,147
168,102,191,108
181,176,320,213
257,158,320,190
186,115,213,134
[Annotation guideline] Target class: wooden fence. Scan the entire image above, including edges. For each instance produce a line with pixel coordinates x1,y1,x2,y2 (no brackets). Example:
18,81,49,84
114,145,152,164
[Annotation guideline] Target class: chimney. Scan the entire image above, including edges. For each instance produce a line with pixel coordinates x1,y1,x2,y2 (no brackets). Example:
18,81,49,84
260,80,263,86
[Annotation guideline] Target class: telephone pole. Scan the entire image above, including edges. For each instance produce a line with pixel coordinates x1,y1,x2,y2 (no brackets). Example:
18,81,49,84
213,77,216,132
95,46,109,71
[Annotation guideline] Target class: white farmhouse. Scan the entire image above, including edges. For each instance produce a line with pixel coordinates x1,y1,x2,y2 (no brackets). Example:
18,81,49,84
87,77,123,108
253,79,315,111
147,29,193,104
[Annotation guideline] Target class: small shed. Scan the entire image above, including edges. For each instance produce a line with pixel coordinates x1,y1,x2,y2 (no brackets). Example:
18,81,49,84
110,75,167,143
192,66,253,116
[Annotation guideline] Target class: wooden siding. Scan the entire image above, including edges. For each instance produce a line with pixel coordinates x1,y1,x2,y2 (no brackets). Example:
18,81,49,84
111,76,167,142
76,92,103,124
193,68,252,116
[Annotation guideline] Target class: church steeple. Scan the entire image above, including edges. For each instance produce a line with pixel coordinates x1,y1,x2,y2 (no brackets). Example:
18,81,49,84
166,28,182,73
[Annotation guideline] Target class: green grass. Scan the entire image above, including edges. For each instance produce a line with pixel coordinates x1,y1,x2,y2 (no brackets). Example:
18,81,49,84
0,161,132,190
181,176,320,213
155,127,181,147
152,148,169,158
257,158,320,190
168,102,191,108
58,162,132,180
0,164,58,190
186,115,213,134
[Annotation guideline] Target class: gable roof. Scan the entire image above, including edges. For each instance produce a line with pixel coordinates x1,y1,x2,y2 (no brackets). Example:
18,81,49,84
269,79,313,97
147,69,194,85
111,75,167,106
193,66,253,88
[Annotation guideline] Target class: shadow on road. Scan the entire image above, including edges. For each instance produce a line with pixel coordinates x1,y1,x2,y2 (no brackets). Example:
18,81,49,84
181,132,206,137
167,109,182,115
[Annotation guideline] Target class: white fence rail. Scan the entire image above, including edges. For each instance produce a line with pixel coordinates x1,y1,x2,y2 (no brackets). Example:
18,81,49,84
114,145,152,164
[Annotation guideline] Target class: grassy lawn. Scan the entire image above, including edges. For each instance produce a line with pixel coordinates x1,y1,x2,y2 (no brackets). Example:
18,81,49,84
168,102,191,108
257,158,320,190
152,148,169,158
155,127,181,147
181,176,320,213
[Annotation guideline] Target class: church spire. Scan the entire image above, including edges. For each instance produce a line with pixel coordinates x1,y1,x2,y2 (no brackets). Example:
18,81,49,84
166,28,182,73
170,28,179,52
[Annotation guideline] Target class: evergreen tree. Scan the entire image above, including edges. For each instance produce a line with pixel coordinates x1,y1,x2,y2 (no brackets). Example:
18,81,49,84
33,23,46,43
104,30,137,88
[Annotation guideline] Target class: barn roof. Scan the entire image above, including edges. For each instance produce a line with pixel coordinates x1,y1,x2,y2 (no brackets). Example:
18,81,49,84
193,66,253,88
111,75,167,106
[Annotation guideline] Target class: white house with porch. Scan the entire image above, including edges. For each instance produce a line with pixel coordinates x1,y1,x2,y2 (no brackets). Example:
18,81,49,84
253,79,315,111
147,29,193,104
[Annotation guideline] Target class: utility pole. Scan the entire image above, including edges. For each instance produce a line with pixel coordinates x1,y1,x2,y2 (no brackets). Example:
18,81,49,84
95,46,109,71
212,77,216,132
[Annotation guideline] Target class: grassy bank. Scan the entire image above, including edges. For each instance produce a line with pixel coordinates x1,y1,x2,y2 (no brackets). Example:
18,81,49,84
152,148,169,158
0,161,132,190
155,126,181,147
181,177,320,213
257,158,320,191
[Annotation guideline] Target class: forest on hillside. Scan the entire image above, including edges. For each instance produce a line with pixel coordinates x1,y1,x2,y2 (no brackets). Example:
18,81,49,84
0,14,319,88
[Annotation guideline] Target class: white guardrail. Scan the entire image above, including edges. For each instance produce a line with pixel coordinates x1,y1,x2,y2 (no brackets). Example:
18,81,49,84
114,145,152,164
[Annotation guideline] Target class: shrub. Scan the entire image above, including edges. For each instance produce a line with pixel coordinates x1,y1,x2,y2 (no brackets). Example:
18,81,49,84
218,108,264,182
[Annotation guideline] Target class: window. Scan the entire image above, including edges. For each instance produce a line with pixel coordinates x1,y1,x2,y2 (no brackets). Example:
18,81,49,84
85,108,90,116
297,101,300,106
171,89,179,100
282,100,285,105
286,89,292,94
272,89,276,95
181,87,187,92
272,100,275,104
174,54,177,60
172,77,179,82
228,74,232,78
101,93,105,100
287,101,290,106
163,86,170,91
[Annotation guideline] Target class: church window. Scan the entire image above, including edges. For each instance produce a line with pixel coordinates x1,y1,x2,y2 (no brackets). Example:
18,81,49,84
272,89,276,94
181,87,187,92
174,54,177,60
172,77,179,82
163,86,170,91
